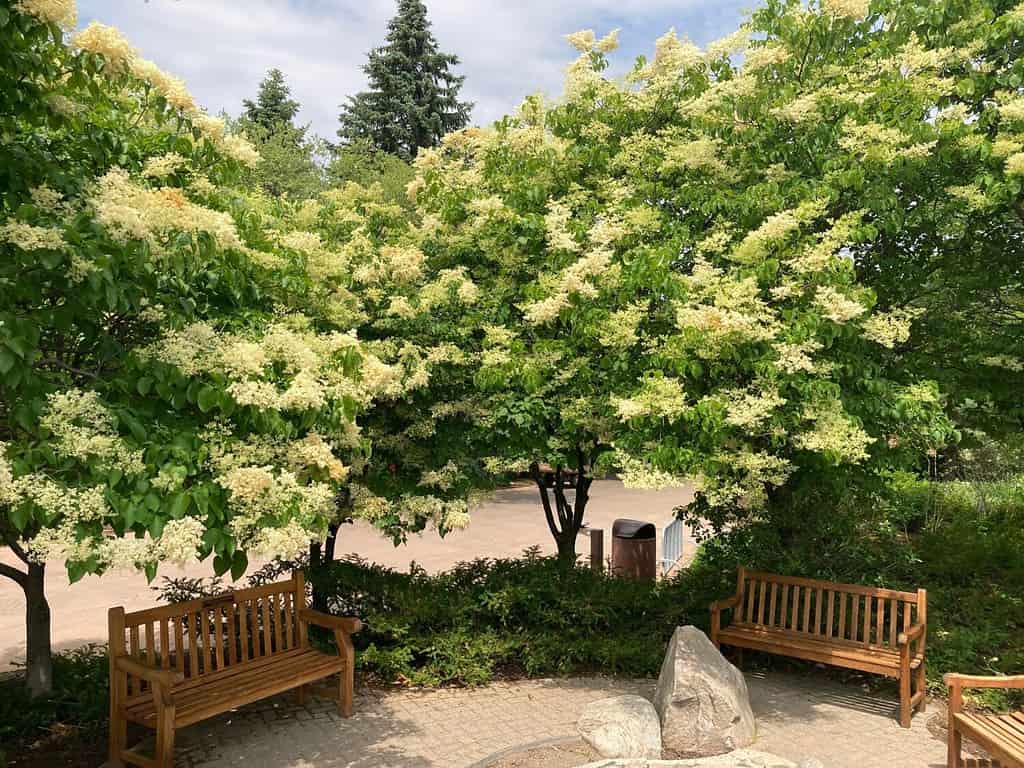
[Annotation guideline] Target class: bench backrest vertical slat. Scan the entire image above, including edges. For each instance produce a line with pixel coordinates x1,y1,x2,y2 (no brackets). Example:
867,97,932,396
802,587,812,633
272,593,284,652
159,620,170,669
768,582,779,628
283,590,295,649
295,570,309,649
850,593,860,642
260,595,272,656
173,618,184,675
789,585,800,631
825,589,835,638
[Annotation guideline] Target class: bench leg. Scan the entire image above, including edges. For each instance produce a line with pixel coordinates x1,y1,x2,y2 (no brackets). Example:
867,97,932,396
899,670,912,728
296,684,307,706
915,661,927,714
154,686,176,768
108,709,127,767
947,725,961,768
735,648,744,670
335,630,355,718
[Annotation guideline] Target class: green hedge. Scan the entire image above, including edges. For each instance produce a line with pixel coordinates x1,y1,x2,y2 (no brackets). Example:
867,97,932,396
309,548,730,686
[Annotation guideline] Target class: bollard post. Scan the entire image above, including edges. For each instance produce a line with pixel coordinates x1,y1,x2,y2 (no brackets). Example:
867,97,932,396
590,528,604,573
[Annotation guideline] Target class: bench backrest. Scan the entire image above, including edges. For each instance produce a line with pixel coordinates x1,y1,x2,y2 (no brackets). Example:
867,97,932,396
108,572,308,700
733,568,926,650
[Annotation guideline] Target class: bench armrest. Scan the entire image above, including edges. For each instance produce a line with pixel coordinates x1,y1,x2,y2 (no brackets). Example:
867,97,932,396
944,673,1024,690
114,655,183,688
298,608,363,634
897,622,925,646
710,595,741,613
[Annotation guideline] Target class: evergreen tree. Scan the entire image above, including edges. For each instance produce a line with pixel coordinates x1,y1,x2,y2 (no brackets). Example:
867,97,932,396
243,68,300,130
338,0,472,160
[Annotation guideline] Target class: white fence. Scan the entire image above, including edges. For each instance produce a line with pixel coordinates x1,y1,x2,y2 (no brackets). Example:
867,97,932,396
660,518,684,575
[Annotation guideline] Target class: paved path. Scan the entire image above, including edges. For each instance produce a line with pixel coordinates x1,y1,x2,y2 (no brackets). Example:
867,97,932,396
167,671,946,768
1,481,696,669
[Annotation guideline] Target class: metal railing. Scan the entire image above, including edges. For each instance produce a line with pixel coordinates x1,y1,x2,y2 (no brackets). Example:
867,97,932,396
660,518,684,575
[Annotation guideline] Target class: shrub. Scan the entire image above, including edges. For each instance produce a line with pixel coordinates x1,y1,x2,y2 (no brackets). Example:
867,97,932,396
0,645,109,765
309,549,728,686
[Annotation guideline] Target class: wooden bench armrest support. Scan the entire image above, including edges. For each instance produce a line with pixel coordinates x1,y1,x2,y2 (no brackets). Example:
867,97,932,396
710,594,741,613
298,608,363,634
944,673,1024,690
897,622,925,646
114,655,183,688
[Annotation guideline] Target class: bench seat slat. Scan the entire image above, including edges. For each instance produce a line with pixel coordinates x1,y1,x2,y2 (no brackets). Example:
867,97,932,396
954,713,1024,765
125,649,344,729
717,626,921,677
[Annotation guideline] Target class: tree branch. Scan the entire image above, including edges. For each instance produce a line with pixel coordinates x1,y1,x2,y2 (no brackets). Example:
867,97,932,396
7,538,29,565
0,561,27,588
529,462,562,541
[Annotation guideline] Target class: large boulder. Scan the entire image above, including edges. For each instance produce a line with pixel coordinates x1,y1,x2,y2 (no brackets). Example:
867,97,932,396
574,748,800,767
653,626,756,757
577,695,662,759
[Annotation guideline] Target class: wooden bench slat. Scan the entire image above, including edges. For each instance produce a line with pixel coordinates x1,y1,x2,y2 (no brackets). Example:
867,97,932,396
283,591,295,649
768,582,778,628
272,593,284,653
851,593,860,643
173,618,184,675
261,596,272,657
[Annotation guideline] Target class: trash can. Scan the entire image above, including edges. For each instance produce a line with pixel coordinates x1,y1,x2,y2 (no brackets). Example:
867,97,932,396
611,518,657,581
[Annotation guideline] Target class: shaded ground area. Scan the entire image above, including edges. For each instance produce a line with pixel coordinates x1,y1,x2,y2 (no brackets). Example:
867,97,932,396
1,480,695,670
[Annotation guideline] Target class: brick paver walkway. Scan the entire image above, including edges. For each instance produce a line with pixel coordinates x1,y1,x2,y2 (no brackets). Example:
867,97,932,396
167,671,947,768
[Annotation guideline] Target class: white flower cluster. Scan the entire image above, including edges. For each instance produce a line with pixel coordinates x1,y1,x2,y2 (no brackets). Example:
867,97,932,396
90,168,242,255
794,399,875,463
716,386,787,431
14,0,76,28
861,307,923,348
612,377,688,421
40,389,144,475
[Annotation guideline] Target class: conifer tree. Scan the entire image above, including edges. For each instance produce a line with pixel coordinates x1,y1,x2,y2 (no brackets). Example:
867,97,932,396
243,68,300,130
338,0,471,160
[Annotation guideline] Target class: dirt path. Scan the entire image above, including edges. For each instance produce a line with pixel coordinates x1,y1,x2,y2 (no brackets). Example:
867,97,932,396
1,480,694,669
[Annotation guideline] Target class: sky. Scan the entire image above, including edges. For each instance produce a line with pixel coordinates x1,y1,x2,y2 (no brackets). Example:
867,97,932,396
78,0,752,141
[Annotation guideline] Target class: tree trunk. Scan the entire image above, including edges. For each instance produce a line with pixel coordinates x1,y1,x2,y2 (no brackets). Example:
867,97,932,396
309,521,340,611
24,562,52,697
530,458,593,566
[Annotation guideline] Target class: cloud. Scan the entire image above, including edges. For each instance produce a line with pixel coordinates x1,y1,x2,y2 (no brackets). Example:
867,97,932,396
78,0,751,140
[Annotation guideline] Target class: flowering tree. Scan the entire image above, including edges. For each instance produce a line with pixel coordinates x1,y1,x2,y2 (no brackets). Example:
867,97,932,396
399,14,959,559
0,3,382,696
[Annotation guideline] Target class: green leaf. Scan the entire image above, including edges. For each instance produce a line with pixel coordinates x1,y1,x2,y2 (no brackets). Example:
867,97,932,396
0,348,14,375
213,553,231,576
136,377,154,396
10,504,29,532
197,386,219,413
168,491,191,519
230,550,248,581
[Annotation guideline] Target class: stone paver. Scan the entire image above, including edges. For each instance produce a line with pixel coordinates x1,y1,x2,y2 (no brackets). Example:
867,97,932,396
167,671,946,768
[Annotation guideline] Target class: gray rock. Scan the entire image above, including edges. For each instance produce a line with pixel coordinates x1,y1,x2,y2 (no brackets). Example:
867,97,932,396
575,748,798,767
577,694,662,759
653,626,756,757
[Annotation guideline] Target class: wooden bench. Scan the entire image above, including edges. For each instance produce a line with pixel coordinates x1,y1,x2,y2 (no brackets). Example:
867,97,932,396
946,673,1024,768
710,568,927,727
108,571,362,768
